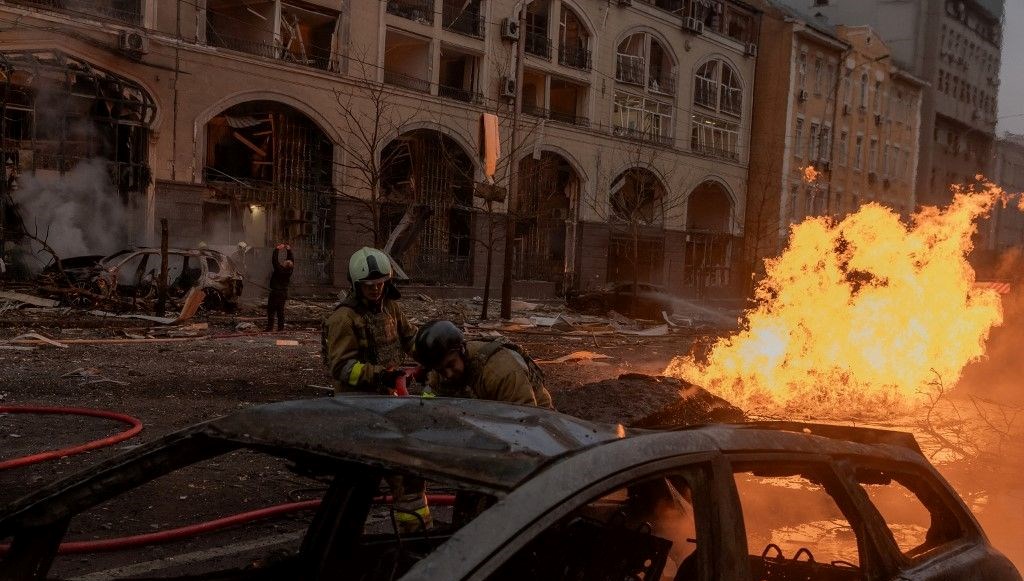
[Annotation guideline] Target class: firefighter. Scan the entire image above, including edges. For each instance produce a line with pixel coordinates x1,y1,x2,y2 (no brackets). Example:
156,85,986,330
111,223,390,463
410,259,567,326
413,320,553,408
322,247,417,394
322,247,425,531
266,243,294,332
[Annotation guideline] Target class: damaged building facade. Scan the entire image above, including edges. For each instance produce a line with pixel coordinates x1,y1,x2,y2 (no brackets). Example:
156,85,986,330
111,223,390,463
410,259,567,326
0,0,757,296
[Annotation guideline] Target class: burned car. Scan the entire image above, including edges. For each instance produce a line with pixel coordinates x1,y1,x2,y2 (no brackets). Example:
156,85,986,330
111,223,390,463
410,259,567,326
0,397,1019,581
568,281,674,319
41,247,243,310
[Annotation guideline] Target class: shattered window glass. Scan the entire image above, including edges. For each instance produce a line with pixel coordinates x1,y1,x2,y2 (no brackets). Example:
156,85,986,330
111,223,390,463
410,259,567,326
854,467,964,560
488,469,707,581
732,463,865,580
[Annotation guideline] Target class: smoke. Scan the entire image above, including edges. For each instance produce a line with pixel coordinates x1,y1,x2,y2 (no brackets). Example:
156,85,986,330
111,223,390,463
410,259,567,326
12,158,132,262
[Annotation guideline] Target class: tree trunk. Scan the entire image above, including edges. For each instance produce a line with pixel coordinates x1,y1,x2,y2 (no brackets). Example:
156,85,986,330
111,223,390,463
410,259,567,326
156,219,169,316
481,203,495,320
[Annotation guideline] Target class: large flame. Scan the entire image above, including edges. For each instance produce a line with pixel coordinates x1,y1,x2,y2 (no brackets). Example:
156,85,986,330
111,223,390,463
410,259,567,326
666,178,1008,416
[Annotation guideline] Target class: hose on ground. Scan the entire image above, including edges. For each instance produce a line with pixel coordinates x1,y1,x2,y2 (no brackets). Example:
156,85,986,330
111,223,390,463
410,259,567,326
0,405,143,470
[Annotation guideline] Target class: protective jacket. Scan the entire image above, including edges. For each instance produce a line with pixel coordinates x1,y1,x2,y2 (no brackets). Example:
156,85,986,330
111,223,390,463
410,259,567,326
322,292,416,393
433,338,553,408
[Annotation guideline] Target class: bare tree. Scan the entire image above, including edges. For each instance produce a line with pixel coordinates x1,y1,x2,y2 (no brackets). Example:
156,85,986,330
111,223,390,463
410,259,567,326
587,136,692,302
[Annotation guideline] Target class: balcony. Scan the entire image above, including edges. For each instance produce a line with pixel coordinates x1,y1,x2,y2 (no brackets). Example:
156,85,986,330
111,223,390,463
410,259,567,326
558,44,592,71
523,104,550,118
386,0,434,24
209,34,334,72
691,142,740,161
439,85,483,104
384,70,431,93
614,126,674,147
549,110,590,127
8,0,142,25
442,1,484,38
616,54,645,86
525,25,553,59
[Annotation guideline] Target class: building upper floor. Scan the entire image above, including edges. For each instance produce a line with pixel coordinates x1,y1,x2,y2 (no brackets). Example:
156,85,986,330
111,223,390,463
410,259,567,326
0,0,761,166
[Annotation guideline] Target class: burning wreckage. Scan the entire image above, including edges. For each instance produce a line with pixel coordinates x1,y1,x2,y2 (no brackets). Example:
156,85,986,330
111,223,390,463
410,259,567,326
38,247,244,312
0,396,1019,581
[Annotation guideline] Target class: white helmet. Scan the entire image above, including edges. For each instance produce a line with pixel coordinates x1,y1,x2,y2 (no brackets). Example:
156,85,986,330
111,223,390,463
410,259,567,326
348,247,393,284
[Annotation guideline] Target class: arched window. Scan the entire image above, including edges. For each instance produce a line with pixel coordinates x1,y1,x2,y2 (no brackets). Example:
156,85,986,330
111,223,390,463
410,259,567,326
691,59,742,161
558,6,591,70
613,31,676,144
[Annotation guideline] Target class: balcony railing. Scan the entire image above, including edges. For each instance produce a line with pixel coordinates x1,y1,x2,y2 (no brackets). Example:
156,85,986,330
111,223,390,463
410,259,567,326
648,71,676,95
550,110,590,127
384,70,431,93
525,25,552,58
386,0,434,24
614,125,674,147
558,43,592,71
439,85,483,104
9,0,142,25
522,104,550,118
616,54,645,85
690,141,740,161
209,34,335,72
442,3,485,38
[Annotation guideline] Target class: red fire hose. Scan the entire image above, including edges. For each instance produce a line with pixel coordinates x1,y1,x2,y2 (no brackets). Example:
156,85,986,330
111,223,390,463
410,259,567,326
0,405,456,555
0,405,143,471
0,495,457,555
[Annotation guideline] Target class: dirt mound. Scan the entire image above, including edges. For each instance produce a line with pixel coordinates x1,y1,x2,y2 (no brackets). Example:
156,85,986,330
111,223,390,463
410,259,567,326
554,373,744,428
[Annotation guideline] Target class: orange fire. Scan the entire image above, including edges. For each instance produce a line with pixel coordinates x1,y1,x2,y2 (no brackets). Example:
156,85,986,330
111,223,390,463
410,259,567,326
802,165,820,184
666,179,1009,416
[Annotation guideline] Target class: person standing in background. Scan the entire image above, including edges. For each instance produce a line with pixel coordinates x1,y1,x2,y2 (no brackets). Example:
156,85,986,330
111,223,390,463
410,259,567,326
266,243,294,332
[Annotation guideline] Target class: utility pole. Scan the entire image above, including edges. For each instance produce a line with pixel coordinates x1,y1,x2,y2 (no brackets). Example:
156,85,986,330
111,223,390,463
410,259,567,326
156,218,169,316
500,3,528,320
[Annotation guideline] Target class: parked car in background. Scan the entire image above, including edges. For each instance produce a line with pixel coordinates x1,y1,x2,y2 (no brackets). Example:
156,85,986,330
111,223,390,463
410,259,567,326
567,281,674,319
39,247,243,310
1,397,1018,581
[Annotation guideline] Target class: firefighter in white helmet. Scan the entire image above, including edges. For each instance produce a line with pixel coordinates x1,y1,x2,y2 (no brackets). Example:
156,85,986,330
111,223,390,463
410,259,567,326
321,247,427,532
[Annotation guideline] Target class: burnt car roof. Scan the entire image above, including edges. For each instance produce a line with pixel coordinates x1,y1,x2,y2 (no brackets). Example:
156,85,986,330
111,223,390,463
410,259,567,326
0,397,933,533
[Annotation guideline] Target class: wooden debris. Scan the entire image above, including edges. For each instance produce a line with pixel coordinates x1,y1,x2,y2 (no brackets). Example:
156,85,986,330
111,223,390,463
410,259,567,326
0,291,60,308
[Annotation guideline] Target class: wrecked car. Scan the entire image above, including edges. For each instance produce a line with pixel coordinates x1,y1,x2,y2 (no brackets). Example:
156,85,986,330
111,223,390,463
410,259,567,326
41,247,243,310
568,281,674,319
0,397,1019,581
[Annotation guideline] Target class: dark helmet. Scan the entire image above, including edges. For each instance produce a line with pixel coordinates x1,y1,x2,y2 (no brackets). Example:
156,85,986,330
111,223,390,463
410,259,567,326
414,320,465,368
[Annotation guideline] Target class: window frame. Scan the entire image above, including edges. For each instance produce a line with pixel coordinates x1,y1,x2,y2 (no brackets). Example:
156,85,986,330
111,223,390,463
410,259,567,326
473,453,734,581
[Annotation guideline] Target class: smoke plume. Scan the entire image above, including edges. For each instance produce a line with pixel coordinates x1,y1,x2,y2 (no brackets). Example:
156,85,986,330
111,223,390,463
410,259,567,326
12,158,132,262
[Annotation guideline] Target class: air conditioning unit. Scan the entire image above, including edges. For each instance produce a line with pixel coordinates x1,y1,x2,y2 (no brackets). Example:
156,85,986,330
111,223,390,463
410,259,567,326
500,76,516,99
683,17,704,35
744,42,758,57
868,171,877,183
873,113,882,125
501,18,520,41
798,89,809,102
842,103,851,115
118,31,149,56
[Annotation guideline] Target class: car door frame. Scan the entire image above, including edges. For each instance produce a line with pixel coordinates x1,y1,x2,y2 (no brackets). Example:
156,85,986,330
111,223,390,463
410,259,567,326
721,451,900,581
403,431,750,581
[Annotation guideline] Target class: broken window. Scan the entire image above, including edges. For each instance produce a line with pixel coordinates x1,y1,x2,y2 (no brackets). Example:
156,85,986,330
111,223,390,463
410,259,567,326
610,168,665,226
438,47,481,104
383,30,432,93
854,467,965,560
732,462,866,580
549,79,588,126
380,130,474,285
685,181,734,293
206,1,342,72
513,153,579,283
558,7,591,70
7,0,142,25
490,468,710,580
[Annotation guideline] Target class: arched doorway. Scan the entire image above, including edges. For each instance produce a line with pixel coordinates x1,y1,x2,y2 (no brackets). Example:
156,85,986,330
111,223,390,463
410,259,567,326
684,180,734,297
513,152,579,287
380,129,475,285
607,167,667,285
205,100,334,284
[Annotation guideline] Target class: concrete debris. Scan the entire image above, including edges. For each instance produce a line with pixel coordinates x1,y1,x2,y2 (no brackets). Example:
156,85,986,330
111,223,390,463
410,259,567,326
275,339,300,347
510,300,539,311
611,323,669,337
175,287,205,322
0,291,60,308
536,351,613,365
11,333,67,349
235,322,257,331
